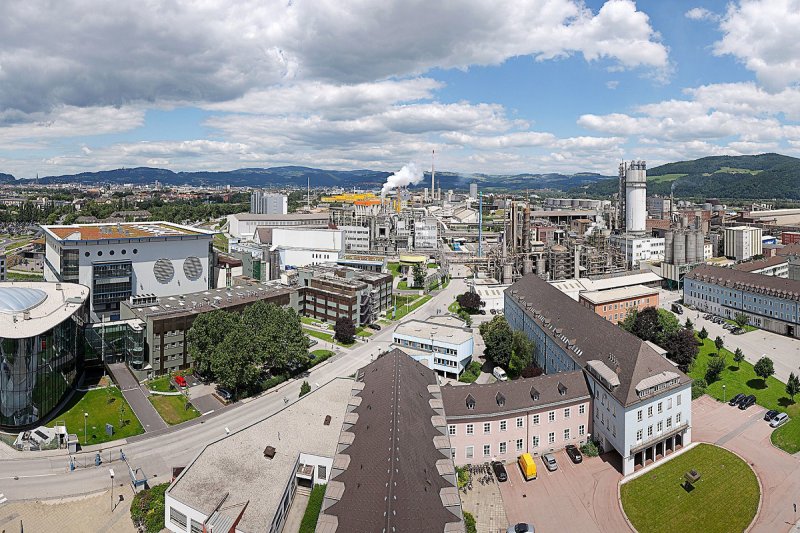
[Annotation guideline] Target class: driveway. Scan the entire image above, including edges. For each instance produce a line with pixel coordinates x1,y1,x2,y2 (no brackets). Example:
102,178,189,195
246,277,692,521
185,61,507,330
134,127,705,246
692,395,800,532
107,363,167,432
497,451,630,533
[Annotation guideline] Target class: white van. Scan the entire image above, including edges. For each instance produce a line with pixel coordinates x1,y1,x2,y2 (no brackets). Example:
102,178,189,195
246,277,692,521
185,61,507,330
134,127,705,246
493,367,508,381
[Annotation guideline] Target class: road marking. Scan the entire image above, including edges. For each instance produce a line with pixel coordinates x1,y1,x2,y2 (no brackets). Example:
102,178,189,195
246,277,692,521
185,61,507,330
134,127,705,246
0,494,6,504
0,473,58,480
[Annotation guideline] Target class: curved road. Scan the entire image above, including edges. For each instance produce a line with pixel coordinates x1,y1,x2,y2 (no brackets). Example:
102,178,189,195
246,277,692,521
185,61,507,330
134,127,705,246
0,277,466,502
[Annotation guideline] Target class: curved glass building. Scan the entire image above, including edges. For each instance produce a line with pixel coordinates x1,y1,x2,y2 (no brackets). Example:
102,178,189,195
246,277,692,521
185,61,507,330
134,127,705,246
0,282,88,429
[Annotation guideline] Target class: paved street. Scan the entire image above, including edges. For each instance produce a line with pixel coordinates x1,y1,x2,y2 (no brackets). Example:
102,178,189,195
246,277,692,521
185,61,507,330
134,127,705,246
0,276,466,503
107,363,168,432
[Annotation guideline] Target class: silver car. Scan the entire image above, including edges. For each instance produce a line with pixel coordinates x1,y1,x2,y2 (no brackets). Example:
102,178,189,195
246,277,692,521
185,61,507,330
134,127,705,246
770,413,789,428
542,453,558,472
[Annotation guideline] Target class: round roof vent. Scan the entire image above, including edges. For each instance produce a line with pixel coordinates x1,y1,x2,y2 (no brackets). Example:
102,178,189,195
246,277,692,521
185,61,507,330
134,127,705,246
183,256,202,281
153,259,175,284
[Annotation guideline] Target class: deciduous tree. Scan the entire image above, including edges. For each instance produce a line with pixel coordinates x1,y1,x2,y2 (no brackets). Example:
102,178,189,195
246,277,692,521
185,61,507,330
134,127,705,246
334,316,356,344
663,328,699,371
456,291,482,313
786,373,800,402
733,348,745,369
754,356,775,384
482,315,513,368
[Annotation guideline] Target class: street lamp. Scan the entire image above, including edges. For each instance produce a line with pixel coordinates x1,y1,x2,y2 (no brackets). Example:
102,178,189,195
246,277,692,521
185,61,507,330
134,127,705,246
84,412,89,445
723,384,726,403
109,468,115,511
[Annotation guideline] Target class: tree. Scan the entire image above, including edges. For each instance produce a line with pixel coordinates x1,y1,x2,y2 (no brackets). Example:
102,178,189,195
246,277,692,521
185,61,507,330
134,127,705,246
663,328,699,371
714,336,724,355
684,318,694,330
212,321,264,398
621,307,679,346
482,315,514,368
412,262,426,288
186,310,239,379
698,327,708,340
629,307,661,343
241,302,309,371
786,372,800,402
508,331,534,379
334,316,356,344
734,313,750,329
733,348,745,369
754,356,775,384
456,291,482,313
656,309,681,345
705,356,726,383
299,380,311,397
457,309,473,327
692,378,708,400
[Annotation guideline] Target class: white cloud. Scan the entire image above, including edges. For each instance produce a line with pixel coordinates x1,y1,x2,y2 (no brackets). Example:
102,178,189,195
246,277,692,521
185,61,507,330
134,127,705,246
685,7,720,21
713,0,800,91
606,80,620,89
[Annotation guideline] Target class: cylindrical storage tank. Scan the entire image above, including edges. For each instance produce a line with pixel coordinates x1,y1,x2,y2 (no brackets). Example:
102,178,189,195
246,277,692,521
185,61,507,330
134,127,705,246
665,231,674,263
624,162,647,233
686,231,697,264
523,259,534,275
695,231,705,262
502,264,514,284
681,215,689,229
674,231,686,265
703,203,712,211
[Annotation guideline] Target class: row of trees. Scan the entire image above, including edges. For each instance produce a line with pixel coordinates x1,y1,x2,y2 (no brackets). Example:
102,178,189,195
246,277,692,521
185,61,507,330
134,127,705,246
187,301,310,398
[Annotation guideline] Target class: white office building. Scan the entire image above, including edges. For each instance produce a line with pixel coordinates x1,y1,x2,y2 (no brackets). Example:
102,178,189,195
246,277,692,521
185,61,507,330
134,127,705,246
339,225,371,252
41,222,215,321
250,191,287,215
391,317,474,378
724,226,763,261
270,227,344,271
226,213,329,240
609,234,665,269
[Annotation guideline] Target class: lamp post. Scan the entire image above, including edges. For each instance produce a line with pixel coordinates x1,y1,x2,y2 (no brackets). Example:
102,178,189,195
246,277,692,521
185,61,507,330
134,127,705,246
109,468,115,511
84,412,89,445
723,384,726,403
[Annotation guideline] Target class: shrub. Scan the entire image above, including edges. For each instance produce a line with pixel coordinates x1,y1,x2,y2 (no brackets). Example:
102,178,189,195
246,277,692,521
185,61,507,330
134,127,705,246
334,317,356,344
299,380,311,397
299,483,326,533
458,361,482,383
580,440,600,457
464,511,477,533
692,378,708,399
130,483,169,533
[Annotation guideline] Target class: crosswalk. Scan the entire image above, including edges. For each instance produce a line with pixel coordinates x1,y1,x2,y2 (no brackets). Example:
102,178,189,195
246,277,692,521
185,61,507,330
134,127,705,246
0,493,7,504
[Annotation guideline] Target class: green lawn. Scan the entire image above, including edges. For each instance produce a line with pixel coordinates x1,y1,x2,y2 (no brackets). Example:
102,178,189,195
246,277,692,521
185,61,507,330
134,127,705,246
303,328,355,347
148,394,200,425
448,300,461,314
51,388,143,445
387,262,402,277
620,444,759,533
397,280,410,290
299,483,326,533
723,318,757,333
649,173,688,183
212,233,228,252
392,295,432,320
6,271,44,281
146,376,174,393
355,326,373,338
689,337,800,453
301,316,322,326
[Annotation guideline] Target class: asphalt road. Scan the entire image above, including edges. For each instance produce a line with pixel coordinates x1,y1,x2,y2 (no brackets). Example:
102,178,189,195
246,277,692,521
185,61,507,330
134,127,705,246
0,277,466,502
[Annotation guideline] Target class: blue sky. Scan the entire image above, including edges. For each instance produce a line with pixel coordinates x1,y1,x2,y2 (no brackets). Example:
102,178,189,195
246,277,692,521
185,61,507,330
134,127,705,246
0,0,799,178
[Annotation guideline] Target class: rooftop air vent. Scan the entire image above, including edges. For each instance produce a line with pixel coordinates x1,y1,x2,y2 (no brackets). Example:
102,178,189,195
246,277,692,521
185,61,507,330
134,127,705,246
324,415,332,426
264,446,276,459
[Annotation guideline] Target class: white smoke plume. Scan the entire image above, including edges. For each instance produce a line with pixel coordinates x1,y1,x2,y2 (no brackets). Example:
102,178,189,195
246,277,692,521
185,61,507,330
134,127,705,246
380,162,423,197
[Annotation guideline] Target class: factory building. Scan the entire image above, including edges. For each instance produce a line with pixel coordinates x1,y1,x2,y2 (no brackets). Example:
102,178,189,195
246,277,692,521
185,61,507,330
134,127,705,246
579,285,660,324
42,222,216,321
226,213,329,240
249,191,287,215
724,226,763,261
608,234,665,269
269,227,344,275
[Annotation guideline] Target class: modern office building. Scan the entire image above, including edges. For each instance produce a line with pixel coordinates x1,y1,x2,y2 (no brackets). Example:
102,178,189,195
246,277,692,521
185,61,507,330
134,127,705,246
165,377,352,533
338,225,371,252
608,234,665,269
442,371,591,465
250,191,287,215
392,318,474,378
318,349,464,532
724,226,763,261
0,282,88,428
579,285,660,324
41,222,216,321
505,274,692,475
226,213,329,240
270,227,344,273
120,280,299,378
684,264,800,338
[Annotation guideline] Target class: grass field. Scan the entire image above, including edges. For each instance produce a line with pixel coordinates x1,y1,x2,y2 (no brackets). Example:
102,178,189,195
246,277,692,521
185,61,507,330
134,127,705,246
716,167,762,175
149,394,200,425
392,295,431,320
648,173,687,183
51,388,143,445
146,376,174,393
355,326,373,337
387,262,402,277
212,233,228,252
689,337,800,453
620,444,759,533
448,300,461,314
6,271,44,281
303,327,355,347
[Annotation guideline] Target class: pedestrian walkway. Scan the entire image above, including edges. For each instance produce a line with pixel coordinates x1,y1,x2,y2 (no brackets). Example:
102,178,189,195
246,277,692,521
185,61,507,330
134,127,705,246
107,363,167,432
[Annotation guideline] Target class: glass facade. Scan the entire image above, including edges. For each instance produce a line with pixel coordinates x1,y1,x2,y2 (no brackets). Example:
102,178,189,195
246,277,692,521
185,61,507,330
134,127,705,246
92,261,133,315
0,308,85,428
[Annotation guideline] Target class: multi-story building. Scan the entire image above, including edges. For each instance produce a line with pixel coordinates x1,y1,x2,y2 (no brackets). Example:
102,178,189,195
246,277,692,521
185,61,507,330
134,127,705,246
392,318,474,378
724,225,763,261
295,263,392,326
442,372,590,465
41,222,216,321
732,255,790,278
413,216,439,249
120,280,299,378
226,213,329,240
249,191,287,215
782,231,800,245
505,274,692,475
0,282,88,428
609,234,665,269
338,225,371,252
646,196,671,219
269,228,344,274
579,285,660,324
684,264,800,338
0,253,5,281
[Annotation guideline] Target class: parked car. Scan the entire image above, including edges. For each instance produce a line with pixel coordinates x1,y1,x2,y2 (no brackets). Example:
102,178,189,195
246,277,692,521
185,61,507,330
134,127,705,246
367,323,382,331
565,444,583,464
491,461,508,482
738,395,756,410
729,393,746,406
671,303,683,314
493,367,508,382
174,375,187,388
216,387,233,402
764,409,779,421
732,328,744,335
490,309,497,315
479,309,487,315
507,524,535,533
770,413,789,428
542,453,558,472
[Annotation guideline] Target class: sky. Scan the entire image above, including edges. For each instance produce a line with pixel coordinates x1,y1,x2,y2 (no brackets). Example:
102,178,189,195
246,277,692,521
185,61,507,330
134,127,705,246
1,0,800,179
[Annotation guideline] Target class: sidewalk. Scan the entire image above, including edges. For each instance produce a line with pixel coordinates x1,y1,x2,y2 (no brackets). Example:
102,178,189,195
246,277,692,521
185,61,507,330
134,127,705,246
107,363,167,432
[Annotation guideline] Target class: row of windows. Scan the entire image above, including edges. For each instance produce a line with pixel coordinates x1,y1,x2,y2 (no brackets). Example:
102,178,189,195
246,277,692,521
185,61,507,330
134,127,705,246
637,395,681,421
601,298,651,312
82,248,138,257
635,413,681,442
458,426,587,459
453,405,586,435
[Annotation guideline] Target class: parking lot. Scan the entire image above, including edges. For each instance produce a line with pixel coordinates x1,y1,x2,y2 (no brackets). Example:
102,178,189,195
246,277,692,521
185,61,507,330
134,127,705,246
496,450,630,533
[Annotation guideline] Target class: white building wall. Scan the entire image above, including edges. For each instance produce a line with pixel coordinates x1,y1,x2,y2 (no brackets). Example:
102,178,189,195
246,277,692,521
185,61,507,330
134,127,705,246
164,493,207,533
340,226,371,252
392,333,474,376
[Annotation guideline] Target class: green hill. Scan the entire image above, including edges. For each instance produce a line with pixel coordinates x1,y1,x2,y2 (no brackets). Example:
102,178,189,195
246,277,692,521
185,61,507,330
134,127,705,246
571,153,800,199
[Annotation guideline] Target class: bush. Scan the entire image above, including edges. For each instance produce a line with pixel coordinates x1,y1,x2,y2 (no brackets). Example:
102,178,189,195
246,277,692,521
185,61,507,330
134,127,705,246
459,361,482,383
692,378,708,399
299,380,311,397
299,483,326,533
130,483,169,533
464,511,477,533
457,291,482,313
580,440,600,457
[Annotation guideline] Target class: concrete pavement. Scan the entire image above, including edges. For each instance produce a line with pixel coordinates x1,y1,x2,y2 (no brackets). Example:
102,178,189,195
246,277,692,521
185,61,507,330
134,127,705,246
0,277,466,503
107,363,167,432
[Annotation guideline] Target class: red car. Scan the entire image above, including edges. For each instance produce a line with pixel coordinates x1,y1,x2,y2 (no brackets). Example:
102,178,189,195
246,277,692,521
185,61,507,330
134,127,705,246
174,375,187,388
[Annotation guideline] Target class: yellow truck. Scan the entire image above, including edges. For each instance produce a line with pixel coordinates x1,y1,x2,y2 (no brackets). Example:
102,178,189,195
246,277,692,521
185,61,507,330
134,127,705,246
518,453,537,481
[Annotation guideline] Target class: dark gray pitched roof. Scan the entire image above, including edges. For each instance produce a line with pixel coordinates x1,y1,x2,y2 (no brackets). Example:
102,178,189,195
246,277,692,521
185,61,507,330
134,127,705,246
441,371,590,418
508,274,690,407
688,264,800,300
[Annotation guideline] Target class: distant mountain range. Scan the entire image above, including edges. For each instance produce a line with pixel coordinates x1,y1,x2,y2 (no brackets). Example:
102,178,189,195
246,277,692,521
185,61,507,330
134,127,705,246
2,153,799,198
570,153,800,199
